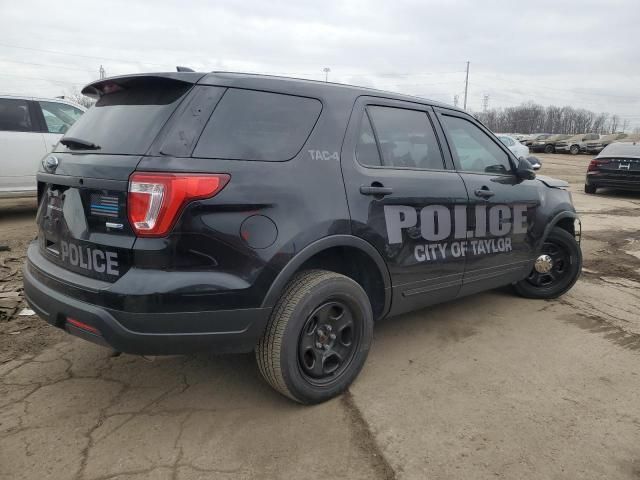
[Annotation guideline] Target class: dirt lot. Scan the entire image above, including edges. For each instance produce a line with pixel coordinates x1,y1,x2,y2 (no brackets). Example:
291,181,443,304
1,155,639,479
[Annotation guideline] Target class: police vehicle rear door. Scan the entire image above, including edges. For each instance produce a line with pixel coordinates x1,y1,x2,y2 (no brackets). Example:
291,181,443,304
434,108,540,296
340,97,469,316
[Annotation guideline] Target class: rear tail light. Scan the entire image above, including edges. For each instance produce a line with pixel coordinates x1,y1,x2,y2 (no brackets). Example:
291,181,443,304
587,159,611,172
128,173,230,237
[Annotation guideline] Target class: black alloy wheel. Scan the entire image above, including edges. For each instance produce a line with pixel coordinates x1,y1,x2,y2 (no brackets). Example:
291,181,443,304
297,300,361,385
513,227,582,299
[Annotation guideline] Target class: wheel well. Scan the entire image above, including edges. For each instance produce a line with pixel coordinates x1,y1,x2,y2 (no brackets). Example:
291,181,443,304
297,246,387,320
554,217,576,237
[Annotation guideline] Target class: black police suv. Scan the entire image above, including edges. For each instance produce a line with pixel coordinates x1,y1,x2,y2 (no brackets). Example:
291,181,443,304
23,72,582,404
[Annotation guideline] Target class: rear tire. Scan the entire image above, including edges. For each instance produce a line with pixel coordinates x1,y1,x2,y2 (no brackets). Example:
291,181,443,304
584,184,597,194
256,270,373,404
544,144,554,154
513,227,581,299
569,145,580,155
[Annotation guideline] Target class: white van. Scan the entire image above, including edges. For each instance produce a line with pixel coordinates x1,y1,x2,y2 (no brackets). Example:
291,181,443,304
0,95,86,198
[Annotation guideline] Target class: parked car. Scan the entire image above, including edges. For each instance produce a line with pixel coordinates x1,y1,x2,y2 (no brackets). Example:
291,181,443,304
531,134,571,154
585,142,640,193
497,134,530,159
0,95,85,198
23,72,582,404
522,133,551,147
584,133,628,154
554,133,599,155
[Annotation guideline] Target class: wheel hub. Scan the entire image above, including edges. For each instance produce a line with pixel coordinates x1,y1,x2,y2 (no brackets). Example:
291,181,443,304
298,301,359,383
534,254,553,273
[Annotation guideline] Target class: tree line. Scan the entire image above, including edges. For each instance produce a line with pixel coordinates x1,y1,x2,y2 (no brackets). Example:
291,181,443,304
474,102,632,135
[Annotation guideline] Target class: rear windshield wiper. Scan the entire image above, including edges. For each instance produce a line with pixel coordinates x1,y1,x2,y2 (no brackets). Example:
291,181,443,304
60,137,101,150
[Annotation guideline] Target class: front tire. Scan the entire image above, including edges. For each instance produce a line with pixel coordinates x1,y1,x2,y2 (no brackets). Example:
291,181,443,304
256,270,373,404
570,145,580,155
544,144,554,154
513,227,582,299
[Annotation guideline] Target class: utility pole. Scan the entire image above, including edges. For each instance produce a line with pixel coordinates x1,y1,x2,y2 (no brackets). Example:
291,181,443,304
453,94,459,108
99,65,106,79
463,61,470,110
482,94,489,113
323,67,331,82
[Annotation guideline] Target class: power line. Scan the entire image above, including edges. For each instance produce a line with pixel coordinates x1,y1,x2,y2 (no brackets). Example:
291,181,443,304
0,58,95,73
0,72,87,86
0,42,172,68
474,72,638,101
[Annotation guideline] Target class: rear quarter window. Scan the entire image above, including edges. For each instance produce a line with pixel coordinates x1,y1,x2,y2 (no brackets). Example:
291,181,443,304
193,89,322,161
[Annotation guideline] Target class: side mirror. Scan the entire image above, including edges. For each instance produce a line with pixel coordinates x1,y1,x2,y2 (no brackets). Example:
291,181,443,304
516,157,536,180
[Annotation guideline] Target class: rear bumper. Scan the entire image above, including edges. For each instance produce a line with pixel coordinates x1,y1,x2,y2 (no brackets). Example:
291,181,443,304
585,173,640,191
23,257,271,355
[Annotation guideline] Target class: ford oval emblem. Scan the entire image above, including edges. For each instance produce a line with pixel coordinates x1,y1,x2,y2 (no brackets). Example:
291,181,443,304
43,155,59,172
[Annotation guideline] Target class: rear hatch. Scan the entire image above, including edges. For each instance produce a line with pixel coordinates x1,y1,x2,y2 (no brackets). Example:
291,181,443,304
35,75,199,283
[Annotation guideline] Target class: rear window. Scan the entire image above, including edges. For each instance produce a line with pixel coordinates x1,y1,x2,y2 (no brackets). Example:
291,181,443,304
193,89,322,161
55,78,190,155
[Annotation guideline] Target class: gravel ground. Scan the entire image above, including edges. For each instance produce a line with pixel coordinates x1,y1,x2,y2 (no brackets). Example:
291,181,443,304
1,155,639,479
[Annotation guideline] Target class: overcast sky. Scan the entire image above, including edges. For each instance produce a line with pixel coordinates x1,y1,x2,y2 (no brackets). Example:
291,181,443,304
1,0,638,127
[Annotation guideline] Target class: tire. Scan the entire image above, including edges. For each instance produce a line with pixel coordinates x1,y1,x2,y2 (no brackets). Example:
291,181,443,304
584,184,597,194
569,145,580,155
256,270,373,404
544,144,554,154
513,227,582,299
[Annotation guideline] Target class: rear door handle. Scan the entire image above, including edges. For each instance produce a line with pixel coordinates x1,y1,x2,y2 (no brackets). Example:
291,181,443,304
474,188,495,198
360,185,393,196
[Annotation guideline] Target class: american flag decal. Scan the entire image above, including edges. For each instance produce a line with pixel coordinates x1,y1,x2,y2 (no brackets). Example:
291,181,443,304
90,194,119,218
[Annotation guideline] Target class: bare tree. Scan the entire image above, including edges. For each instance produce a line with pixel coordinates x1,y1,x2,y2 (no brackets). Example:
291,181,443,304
473,102,628,135
621,119,630,133
61,87,95,109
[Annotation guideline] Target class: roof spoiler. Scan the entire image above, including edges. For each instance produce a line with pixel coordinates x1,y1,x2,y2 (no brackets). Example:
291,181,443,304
81,72,205,99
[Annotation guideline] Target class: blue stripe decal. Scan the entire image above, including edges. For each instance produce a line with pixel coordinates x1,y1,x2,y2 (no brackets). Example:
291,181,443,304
91,204,119,211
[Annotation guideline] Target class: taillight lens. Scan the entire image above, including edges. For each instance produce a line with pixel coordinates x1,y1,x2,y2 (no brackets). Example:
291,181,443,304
128,173,230,237
587,159,610,172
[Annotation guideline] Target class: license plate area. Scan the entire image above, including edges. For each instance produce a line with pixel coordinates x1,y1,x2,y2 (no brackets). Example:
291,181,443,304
38,184,131,282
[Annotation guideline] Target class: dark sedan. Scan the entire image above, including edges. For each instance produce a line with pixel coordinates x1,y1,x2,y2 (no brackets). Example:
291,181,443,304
585,142,640,193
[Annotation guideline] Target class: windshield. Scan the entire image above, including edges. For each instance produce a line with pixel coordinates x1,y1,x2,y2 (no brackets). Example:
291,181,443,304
56,78,190,155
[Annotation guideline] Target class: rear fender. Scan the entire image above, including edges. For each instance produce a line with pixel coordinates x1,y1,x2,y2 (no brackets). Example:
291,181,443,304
261,235,392,319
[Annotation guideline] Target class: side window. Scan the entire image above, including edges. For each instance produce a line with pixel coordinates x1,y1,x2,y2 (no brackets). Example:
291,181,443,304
0,98,33,132
441,115,512,175
193,89,322,161
38,101,84,134
365,106,445,170
356,113,382,166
